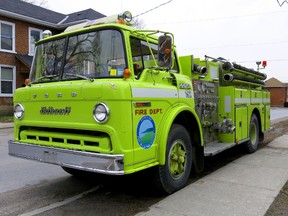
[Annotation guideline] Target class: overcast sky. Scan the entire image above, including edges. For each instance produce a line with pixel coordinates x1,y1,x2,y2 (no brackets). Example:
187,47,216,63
46,0,288,82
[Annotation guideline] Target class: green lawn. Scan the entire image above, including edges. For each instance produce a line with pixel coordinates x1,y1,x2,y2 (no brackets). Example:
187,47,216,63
0,115,14,122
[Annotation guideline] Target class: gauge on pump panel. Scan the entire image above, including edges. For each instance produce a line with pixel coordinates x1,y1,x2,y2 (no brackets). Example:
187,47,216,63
201,83,206,92
197,83,202,93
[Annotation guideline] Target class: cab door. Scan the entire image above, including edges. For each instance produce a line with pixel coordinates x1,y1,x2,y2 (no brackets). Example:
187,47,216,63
129,36,179,168
130,70,179,167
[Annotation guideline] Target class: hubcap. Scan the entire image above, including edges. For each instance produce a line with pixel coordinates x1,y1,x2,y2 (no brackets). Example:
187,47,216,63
169,140,187,179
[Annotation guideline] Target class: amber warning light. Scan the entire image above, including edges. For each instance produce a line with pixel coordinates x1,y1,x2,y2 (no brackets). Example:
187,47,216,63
24,79,30,86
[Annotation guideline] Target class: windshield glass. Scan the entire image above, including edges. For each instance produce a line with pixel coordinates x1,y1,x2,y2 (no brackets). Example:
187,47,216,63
30,29,126,83
30,38,65,82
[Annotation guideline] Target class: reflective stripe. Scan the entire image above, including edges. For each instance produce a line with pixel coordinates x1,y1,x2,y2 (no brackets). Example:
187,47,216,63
235,98,270,104
263,98,270,103
225,96,231,113
251,98,263,103
132,88,178,98
235,98,250,103
178,89,194,99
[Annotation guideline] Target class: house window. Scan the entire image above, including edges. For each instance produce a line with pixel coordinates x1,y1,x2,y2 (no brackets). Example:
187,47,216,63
29,28,42,55
0,66,15,96
0,21,15,52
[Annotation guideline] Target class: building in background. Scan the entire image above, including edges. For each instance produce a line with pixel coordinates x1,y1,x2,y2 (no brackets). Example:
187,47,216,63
0,0,105,114
265,77,288,107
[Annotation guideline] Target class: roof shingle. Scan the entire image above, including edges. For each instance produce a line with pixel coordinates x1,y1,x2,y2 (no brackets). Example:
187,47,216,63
0,0,105,29
265,77,287,87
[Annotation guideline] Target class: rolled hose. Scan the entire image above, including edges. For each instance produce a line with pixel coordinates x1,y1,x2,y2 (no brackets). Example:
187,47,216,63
222,62,267,80
224,73,265,86
193,64,207,74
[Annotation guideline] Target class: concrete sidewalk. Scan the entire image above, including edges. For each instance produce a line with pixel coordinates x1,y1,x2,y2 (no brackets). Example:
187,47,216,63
2,120,288,215
137,134,288,216
0,122,13,129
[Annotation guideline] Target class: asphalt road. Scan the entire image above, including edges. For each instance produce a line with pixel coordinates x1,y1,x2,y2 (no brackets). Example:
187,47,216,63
270,107,288,123
0,128,163,215
1,107,287,215
0,127,272,216
0,128,68,194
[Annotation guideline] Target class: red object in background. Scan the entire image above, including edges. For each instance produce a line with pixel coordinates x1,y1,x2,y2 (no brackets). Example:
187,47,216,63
262,61,267,67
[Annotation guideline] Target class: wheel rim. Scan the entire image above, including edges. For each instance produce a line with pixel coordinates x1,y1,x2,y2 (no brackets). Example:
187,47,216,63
250,122,257,145
168,140,187,179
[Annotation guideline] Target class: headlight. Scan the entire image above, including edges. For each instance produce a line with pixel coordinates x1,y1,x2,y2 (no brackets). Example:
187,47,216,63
93,103,110,123
14,103,24,119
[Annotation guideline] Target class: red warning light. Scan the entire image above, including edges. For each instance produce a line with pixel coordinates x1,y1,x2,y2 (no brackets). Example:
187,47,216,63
262,61,267,68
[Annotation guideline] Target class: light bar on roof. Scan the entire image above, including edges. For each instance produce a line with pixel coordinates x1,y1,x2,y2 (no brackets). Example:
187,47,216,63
64,11,132,32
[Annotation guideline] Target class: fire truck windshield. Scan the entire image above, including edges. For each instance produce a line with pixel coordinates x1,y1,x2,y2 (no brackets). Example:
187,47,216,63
30,29,127,83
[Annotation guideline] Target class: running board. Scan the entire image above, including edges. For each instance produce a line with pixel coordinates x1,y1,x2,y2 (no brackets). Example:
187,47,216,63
204,142,236,156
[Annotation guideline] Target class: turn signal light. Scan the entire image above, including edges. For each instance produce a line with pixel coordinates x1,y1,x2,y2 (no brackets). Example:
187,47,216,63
122,68,131,79
24,79,30,86
165,48,171,54
134,102,151,107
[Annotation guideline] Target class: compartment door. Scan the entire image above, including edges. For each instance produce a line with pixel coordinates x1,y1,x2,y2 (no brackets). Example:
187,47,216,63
235,107,248,141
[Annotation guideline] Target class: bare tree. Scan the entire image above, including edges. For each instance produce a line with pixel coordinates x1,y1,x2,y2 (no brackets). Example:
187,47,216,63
277,0,288,7
131,18,146,30
21,0,48,7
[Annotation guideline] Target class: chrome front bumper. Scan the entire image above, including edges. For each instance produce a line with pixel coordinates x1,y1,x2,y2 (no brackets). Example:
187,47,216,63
8,141,124,175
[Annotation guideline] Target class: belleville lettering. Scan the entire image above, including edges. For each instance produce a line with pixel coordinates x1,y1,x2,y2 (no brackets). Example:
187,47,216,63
40,107,71,115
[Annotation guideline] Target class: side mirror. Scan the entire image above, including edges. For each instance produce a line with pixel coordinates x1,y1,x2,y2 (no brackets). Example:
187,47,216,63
158,35,172,68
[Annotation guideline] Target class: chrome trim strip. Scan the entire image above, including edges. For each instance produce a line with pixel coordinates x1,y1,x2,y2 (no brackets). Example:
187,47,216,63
8,141,124,175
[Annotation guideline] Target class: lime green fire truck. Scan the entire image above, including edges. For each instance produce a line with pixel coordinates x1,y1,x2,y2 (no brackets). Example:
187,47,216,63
9,11,270,194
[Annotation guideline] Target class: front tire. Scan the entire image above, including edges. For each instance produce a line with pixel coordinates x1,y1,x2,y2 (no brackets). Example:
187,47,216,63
245,114,259,153
155,124,192,194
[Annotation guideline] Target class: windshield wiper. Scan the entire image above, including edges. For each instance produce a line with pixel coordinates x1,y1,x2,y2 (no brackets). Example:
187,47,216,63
64,73,94,82
35,74,58,82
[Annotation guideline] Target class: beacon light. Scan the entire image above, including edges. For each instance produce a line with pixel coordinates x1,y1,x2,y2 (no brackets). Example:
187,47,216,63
65,11,133,32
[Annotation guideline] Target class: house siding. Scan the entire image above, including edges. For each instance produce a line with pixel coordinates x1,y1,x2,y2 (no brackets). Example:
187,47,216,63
0,3,104,115
265,77,288,107
267,87,287,107
0,16,48,114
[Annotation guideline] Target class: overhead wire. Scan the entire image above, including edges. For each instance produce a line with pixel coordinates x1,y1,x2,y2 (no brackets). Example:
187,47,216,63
238,59,288,64
134,0,173,18
144,9,288,25
187,40,288,51
133,0,288,69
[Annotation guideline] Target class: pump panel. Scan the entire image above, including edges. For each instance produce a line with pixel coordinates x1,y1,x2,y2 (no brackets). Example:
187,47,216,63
193,80,219,144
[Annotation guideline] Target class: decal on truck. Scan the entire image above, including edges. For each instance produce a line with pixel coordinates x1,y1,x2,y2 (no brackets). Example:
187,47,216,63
136,116,156,149
40,106,71,115
135,108,163,115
